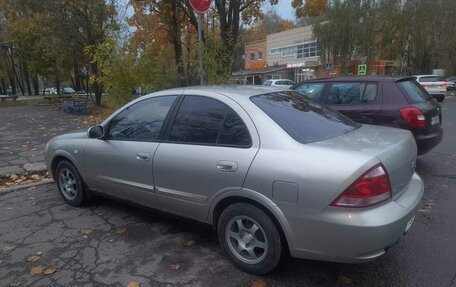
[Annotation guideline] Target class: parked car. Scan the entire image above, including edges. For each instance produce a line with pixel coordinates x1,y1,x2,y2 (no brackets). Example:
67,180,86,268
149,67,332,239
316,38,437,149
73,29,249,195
413,75,446,102
63,87,76,94
291,77,443,155
44,87,57,94
445,76,456,91
45,86,423,274
263,79,295,88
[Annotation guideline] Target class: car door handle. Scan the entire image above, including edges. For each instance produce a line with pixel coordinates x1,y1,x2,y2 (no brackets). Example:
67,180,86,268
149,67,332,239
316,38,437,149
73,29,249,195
136,152,151,161
360,111,373,117
216,160,238,172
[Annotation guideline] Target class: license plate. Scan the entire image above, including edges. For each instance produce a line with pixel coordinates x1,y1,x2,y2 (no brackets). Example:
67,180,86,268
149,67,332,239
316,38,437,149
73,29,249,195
405,215,415,233
431,116,439,125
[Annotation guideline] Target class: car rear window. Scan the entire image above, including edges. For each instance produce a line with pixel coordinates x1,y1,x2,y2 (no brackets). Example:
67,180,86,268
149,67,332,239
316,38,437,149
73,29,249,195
250,91,359,144
419,76,443,82
396,80,432,103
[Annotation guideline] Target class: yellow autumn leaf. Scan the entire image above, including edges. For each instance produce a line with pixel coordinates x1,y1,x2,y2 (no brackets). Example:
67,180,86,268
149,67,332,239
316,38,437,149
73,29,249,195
43,267,56,275
182,239,196,247
115,226,128,235
30,265,46,275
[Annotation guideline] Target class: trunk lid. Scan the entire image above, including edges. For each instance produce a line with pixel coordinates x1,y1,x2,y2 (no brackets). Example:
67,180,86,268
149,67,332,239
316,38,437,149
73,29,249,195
311,125,417,197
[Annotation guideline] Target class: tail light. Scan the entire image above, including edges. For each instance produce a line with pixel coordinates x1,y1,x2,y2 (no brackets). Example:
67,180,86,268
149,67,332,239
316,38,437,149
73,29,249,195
400,107,426,129
420,83,427,88
330,163,391,208
441,83,447,88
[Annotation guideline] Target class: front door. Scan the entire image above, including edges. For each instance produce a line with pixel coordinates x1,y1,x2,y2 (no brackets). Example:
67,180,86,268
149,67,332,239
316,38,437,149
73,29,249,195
153,94,259,221
84,95,178,207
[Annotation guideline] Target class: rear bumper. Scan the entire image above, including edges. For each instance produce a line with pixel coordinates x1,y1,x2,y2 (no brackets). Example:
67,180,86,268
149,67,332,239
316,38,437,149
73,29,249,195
415,127,443,155
287,173,424,263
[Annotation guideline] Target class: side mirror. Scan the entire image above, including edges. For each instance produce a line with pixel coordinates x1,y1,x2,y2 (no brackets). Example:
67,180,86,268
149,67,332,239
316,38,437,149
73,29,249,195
88,125,104,139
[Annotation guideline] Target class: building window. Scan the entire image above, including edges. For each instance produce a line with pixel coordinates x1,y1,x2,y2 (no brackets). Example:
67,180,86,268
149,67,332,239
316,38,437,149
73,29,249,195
269,41,319,59
258,52,263,60
250,53,255,60
297,42,318,59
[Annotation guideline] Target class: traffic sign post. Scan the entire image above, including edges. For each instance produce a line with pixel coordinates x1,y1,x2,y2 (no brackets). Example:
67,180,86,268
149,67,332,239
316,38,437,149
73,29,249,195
189,0,211,85
358,64,367,76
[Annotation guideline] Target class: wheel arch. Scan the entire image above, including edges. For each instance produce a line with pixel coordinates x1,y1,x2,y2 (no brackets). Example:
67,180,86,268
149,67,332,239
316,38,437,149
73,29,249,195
50,151,80,180
209,190,295,254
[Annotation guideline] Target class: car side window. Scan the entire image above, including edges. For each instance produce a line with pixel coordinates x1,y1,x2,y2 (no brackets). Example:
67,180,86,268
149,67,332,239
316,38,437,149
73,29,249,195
326,82,377,105
108,96,177,141
169,96,251,147
294,83,325,100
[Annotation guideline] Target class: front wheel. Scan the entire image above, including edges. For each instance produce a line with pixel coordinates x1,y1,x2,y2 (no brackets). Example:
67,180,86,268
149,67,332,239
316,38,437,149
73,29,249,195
55,160,88,206
217,203,282,274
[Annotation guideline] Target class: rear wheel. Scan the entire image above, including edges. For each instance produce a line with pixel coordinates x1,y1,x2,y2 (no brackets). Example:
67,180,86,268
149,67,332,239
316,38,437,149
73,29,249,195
217,203,282,274
55,160,87,206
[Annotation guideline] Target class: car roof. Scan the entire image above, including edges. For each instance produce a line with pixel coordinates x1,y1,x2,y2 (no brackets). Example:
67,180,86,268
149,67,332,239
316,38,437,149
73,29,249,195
148,85,290,100
414,75,442,78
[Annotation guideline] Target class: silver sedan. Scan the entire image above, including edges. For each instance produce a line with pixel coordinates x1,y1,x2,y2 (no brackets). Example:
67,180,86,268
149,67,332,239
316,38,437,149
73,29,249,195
45,86,423,274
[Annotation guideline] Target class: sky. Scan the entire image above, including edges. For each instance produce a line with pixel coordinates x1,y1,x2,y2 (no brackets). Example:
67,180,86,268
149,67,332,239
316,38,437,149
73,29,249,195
264,0,295,20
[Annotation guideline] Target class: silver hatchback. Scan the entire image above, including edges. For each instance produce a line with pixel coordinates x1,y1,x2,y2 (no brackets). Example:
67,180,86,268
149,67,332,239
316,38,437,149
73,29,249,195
45,86,423,274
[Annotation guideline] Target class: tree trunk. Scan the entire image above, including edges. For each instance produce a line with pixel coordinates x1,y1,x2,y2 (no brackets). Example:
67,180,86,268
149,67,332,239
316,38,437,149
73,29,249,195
170,1,185,86
32,75,39,95
22,62,32,95
55,77,61,95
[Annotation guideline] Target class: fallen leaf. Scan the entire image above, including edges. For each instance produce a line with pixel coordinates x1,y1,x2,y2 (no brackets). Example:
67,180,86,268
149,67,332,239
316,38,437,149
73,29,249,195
170,263,181,271
127,281,140,287
2,245,16,252
251,278,267,287
27,255,40,262
8,279,23,287
10,174,18,180
337,275,353,285
36,251,43,256
182,239,196,247
30,174,40,180
30,265,46,275
81,228,93,235
6,207,14,210
115,226,128,235
43,267,56,275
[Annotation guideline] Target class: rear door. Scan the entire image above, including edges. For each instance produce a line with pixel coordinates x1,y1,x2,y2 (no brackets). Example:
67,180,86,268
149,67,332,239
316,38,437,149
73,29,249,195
322,81,382,124
153,94,259,221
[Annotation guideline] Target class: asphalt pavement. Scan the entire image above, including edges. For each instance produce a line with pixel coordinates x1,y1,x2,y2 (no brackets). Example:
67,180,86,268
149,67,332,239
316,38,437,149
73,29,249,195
1,98,456,287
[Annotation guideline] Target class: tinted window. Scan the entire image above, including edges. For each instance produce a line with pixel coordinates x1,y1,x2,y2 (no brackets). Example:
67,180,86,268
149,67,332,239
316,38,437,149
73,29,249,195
326,82,377,105
251,91,359,144
169,96,251,146
294,83,325,100
419,76,443,82
218,110,251,146
396,80,432,103
108,96,177,141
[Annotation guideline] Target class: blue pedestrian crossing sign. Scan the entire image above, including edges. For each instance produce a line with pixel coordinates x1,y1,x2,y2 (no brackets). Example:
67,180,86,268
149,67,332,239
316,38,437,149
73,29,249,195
358,64,367,76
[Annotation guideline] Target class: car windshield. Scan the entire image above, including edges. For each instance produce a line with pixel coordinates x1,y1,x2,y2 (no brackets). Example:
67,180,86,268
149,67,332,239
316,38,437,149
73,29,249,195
250,91,359,144
396,80,432,103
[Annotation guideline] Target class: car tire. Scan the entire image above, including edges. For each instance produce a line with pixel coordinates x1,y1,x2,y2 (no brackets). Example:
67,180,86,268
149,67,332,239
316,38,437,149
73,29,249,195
55,160,88,206
217,203,282,275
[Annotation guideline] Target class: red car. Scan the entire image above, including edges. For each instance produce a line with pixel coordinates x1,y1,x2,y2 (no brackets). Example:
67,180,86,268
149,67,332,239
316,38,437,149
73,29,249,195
291,76,443,155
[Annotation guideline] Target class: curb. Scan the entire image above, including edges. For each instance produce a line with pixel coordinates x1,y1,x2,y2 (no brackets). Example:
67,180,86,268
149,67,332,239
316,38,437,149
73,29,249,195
0,179,54,195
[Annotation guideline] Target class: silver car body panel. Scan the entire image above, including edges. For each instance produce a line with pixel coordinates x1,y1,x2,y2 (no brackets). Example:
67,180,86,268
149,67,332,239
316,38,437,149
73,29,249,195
45,86,424,263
